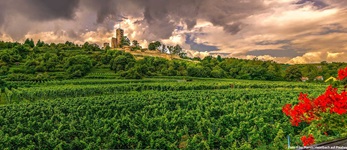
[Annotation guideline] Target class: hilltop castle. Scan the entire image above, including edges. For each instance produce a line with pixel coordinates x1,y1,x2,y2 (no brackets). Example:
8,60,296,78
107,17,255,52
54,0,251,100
111,28,124,48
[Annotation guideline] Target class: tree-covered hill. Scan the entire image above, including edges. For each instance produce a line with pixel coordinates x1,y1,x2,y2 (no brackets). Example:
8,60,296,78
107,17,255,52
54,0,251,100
0,39,346,82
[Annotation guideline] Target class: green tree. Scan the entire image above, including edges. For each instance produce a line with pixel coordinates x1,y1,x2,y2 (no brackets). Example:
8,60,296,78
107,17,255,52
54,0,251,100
105,45,111,50
121,36,130,48
188,65,210,77
217,55,223,62
173,44,182,54
46,55,59,71
285,65,302,81
154,41,161,48
24,59,40,74
211,66,225,78
132,40,139,47
302,65,318,80
110,54,136,73
148,43,156,50
0,52,11,64
24,38,35,48
82,42,90,50
120,67,143,79
131,40,141,51
64,55,93,78
148,41,161,50
179,52,187,58
14,45,29,59
36,40,45,47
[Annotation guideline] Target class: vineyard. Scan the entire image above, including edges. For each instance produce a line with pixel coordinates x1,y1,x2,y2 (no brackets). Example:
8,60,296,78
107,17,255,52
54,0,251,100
0,78,331,149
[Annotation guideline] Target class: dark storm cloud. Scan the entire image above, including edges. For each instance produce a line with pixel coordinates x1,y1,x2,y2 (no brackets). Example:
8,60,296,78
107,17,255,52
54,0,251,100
83,0,116,23
0,0,268,41
186,34,219,51
0,1,8,26
185,19,197,30
223,23,243,35
0,0,80,40
82,0,267,39
0,12,5,27
16,0,80,21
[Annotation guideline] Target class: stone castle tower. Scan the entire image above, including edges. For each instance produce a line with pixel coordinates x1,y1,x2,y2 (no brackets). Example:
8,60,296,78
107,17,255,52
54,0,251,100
111,28,124,48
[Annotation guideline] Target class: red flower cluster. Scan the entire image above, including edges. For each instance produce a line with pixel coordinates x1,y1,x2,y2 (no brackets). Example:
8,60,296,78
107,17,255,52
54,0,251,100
301,134,315,146
282,85,347,126
283,66,347,147
338,67,347,80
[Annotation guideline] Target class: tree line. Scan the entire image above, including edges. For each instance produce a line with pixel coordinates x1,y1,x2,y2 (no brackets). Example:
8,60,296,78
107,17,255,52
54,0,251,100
0,39,346,81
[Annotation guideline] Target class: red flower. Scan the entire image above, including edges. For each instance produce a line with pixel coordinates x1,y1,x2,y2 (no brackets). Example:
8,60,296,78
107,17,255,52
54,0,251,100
338,67,347,80
283,84,347,126
283,67,347,141
301,134,315,146
282,104,292,116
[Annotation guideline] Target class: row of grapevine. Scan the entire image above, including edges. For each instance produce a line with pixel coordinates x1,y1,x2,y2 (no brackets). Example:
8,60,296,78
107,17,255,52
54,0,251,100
7,78,176,87
0,89,323,149
4,80,325,103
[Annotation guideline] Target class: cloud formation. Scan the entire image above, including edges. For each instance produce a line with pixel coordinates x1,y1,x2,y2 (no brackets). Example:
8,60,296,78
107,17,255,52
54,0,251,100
0,0,347,64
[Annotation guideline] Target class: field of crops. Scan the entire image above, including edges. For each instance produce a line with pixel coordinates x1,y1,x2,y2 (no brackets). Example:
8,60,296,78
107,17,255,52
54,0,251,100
0,78,328,149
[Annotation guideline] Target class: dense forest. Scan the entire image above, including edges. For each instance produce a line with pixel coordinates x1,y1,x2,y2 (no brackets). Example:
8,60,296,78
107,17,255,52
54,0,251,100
0,39,346,82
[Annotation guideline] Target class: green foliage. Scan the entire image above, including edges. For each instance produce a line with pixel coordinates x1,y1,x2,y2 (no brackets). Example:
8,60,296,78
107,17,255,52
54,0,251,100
0,66,9,75
211,66,226,78
121,36,130,48
24,59,40,74
0,52,11,64
82,42,101,51
5,73,33,81
187,65,210,77
0,78,6,90
110,54,136,73
64,55,92,78
0,78,328,149
0,40,345,82
105,45,111,50
24,38,35,48
285,65,302,81
36,39,45,47
120,67,143,79
45,55,59,71
148,41,161,50
172,44,182,54
131,40,141,51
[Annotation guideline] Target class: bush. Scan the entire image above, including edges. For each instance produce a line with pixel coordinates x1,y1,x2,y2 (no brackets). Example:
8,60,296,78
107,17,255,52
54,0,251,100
110,54,136,73
64,55,92,78
120,68,143,79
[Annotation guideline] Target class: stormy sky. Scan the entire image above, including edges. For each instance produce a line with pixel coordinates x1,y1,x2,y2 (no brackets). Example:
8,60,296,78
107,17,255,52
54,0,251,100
0,0,347,64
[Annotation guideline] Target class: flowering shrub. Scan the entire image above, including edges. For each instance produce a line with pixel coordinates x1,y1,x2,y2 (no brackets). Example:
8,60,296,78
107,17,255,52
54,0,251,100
283,86,347,126
338,67,347,81
283,66,347,146
301,134,315,146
